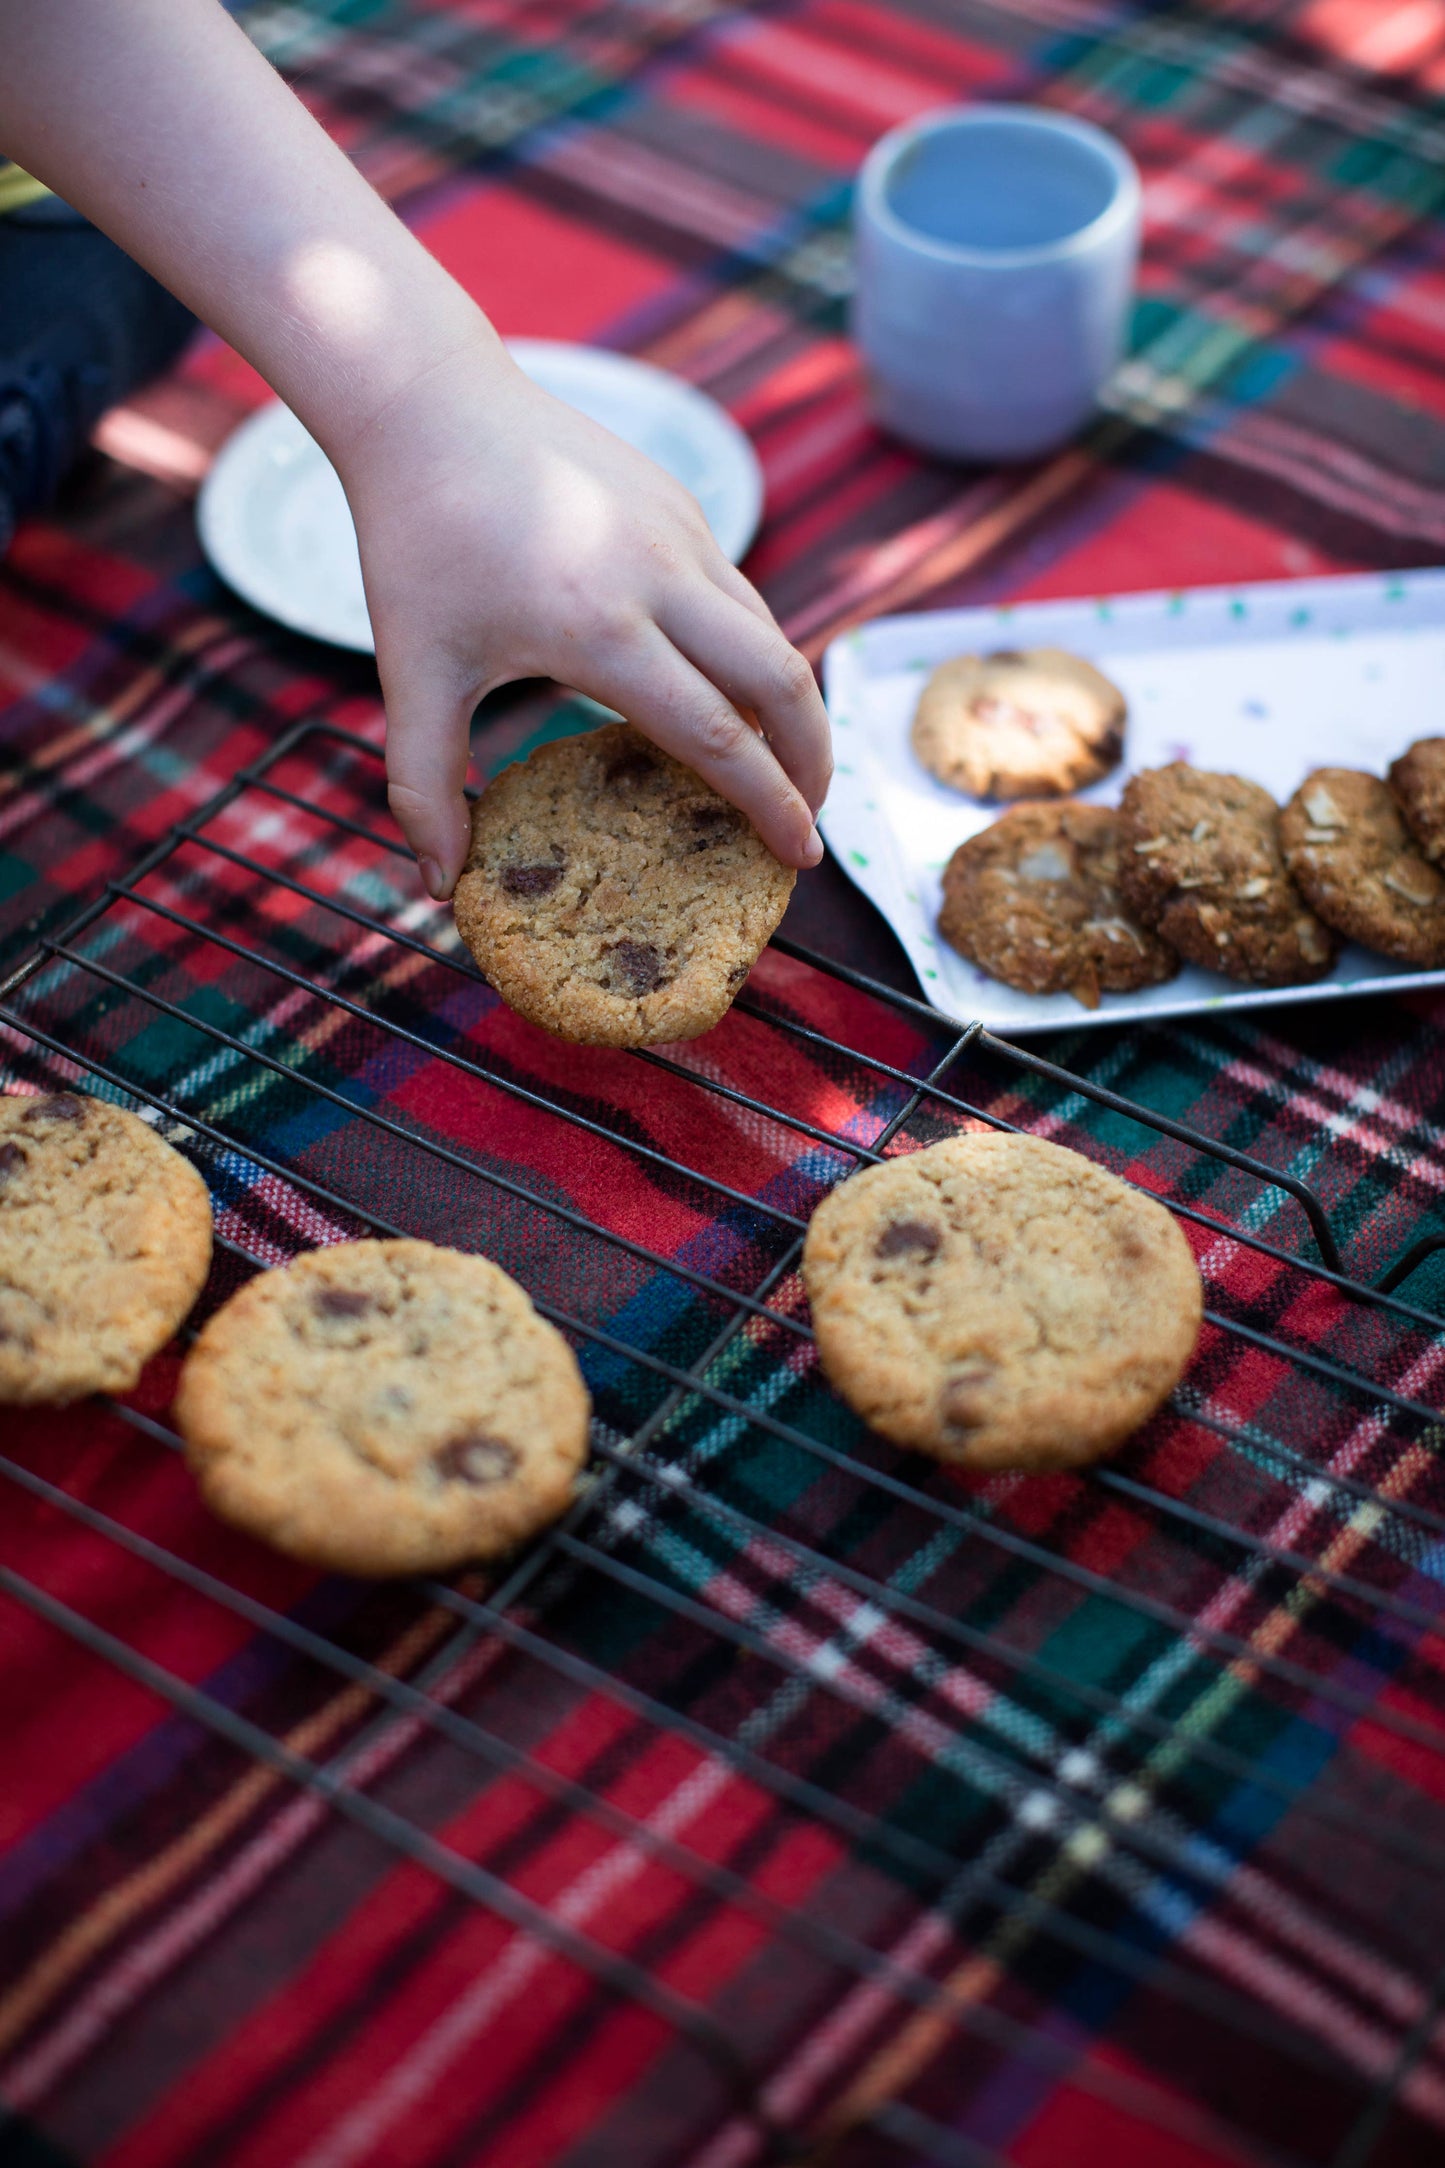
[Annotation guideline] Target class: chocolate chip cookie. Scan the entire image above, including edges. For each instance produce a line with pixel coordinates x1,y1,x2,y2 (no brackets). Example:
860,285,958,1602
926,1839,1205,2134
938,802,1178,1009
453,724,796,1046
0,1090,212,1404
911,648,1126,800
1116,764,1336,984
176,1239,590,1576
1280,768,1445,966
802,1132,1201,1472
1389,738,1445,863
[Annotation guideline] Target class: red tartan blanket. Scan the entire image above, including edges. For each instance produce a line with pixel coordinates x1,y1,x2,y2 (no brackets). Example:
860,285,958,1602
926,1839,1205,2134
7,5,1445,2166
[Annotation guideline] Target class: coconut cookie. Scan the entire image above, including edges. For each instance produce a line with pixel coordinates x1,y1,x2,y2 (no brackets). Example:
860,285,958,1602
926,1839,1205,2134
1281,768,1445,967
938,802,1178,1009
1389,738,1445,864
453,724,795,1047
801,1133,1201,1473
1116,764,1336,985
910,648,1125,801
176,1239,590,1576
0,1091,212,1404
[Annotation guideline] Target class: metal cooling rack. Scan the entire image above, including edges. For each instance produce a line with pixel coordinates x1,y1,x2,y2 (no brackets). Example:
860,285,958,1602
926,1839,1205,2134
4,717,1445,2168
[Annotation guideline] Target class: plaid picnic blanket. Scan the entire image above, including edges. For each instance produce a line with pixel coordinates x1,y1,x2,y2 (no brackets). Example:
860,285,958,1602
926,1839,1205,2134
6,2,1445,2164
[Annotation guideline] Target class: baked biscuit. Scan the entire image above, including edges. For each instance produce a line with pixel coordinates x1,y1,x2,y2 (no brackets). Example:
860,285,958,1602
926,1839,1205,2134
1116,764,1336,985
910,648,1125,800
938,802,1178,1009
453,724,795,1046
176,1239,591,1577
1280,768,1445,966
802,1133,1201,1472
1389,738,1445,863
0,1090,212,1404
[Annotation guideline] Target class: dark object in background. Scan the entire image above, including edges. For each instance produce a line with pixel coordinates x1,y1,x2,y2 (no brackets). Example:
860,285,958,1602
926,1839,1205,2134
0,194,194,555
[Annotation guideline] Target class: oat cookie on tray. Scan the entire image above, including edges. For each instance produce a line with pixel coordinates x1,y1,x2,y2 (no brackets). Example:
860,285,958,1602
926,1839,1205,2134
176,1239,590,1577
1281,768,1445,967
1116,763,1336,985
938,801,1177,1010
910,647,1125,801
801,1132,1202,1473
453,723,795,1047
1389,737,1445,864
0,1091,212,1404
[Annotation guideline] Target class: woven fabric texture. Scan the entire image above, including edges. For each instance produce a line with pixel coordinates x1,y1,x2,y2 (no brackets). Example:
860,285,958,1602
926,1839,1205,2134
6,4,1445,2166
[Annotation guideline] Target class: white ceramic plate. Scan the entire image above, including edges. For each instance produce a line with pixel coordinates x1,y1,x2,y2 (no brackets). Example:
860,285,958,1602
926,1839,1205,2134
196,340,765,652
820,567,1445,1037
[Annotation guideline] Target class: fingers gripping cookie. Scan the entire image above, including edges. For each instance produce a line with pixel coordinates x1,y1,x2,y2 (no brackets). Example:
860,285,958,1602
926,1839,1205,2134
453,724,795,1046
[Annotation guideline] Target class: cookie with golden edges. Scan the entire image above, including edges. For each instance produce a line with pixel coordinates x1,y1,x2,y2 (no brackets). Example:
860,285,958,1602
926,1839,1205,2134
911,648,1125,801
0,1090,212,1404
1281,767,1445,966
176,1239,589,1576
1116,763,1336,985
802,1133,1202,1472
938,801,1177,1009
453,724,795,1046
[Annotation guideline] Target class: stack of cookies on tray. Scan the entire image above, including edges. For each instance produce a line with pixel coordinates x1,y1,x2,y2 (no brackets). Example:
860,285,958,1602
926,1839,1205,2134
912,646,1445,1010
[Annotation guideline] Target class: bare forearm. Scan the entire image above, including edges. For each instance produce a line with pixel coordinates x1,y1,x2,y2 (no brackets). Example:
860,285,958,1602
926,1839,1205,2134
0,0,502,465
0,0,831,888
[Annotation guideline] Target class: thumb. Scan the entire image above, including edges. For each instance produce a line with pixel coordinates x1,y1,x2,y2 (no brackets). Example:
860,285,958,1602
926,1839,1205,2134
378,657,475,900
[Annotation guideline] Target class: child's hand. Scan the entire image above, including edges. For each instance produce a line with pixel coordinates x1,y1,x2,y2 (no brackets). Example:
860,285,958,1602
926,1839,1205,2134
340,336,831,899
0,2,830,899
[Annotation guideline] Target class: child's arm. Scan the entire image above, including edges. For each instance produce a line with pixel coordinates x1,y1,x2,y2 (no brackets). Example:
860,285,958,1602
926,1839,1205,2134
0,0,830,893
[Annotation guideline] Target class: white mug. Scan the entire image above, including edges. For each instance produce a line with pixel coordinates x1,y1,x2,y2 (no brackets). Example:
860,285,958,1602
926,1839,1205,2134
852,105,1142,463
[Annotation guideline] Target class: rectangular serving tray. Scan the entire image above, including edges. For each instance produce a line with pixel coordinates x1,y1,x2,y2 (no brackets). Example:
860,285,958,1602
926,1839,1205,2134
819,567,1445,1036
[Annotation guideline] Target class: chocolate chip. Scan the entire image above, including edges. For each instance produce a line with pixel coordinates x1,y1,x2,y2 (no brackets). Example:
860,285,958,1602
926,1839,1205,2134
500,861,563,898
315,1287,373,1318
0,1142,25,1181
23,1092,84,1124
986,649,1026,666
434,1433,520,1486
606,939,668,995
874,1219,941,1262
603,744,658,787
941,1365,993,1433
687,802,742,849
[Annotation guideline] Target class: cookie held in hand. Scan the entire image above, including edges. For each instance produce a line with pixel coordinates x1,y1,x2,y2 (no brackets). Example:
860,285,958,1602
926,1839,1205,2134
453,724,795,1046
801,1132,1202,1472
0,1091,212,1404
938,802,1178,1009
911,647,1125,801
176,1239,590,1577
1116,763,1336,985
1281,768,1445,967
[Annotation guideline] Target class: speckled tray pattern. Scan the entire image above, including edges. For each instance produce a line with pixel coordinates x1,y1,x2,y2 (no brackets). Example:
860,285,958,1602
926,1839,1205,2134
819,567,1445,1037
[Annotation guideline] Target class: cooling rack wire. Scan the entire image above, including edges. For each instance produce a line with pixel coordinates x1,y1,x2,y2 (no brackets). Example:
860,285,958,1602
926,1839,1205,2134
4,718,1445,2168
